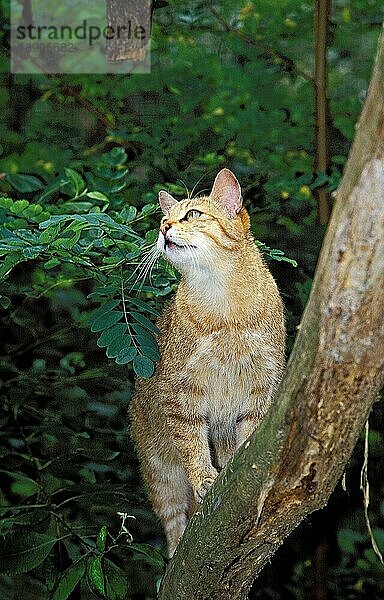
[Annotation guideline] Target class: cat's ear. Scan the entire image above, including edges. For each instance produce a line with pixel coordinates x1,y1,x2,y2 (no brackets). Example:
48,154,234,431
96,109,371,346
210,168,242,218
159,190,178,215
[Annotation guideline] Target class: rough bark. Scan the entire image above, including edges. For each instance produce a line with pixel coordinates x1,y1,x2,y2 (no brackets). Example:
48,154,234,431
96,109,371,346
314,0,331,224
21,0,33,27
105,0,151,62
159,27,384,600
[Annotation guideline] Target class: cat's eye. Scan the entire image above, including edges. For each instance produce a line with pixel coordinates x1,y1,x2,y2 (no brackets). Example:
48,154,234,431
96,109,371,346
184,209,203,221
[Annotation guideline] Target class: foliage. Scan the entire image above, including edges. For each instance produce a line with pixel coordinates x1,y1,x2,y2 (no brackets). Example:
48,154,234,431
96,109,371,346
0,146,175,377
0,0,383,598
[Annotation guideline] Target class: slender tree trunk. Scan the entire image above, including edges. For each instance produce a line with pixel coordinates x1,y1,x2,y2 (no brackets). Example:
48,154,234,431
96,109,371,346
159,27,384,600
105,0,151,62
21,0,33,26
314,0,331,224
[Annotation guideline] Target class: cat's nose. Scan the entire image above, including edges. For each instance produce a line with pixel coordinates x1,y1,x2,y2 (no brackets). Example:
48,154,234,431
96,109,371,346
160,222,171,236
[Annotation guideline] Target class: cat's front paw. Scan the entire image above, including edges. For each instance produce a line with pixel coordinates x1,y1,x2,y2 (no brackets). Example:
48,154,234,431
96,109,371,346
194,471,218,503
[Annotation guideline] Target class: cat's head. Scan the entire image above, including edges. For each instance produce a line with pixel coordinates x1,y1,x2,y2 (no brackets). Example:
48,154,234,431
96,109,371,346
156,169,250,272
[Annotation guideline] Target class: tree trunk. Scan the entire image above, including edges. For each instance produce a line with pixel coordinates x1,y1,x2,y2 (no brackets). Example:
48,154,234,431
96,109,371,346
159,27,384,600
21,0,33,27
105,0,151,62
314,0,331,224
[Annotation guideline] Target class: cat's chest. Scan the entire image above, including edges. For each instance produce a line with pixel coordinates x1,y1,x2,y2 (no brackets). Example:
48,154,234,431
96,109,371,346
182,329,274,410
187,330,258,370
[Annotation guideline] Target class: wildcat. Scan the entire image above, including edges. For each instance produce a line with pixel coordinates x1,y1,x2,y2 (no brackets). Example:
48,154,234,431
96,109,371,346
130,168,285,557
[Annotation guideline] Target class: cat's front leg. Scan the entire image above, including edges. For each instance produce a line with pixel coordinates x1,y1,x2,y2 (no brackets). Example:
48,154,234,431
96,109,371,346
236,383,275,449
236,410,264,450
165,410,218,502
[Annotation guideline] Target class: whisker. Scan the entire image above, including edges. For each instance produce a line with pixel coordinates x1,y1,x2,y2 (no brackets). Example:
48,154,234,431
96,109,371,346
126,245,157,285
138,250,159,287
177,179,190,199
190,172,208,199
134,247,159,281
192,187,210,199
129,245,161,293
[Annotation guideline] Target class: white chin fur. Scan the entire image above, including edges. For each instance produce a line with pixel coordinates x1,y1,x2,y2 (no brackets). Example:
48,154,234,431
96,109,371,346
157,232,223,283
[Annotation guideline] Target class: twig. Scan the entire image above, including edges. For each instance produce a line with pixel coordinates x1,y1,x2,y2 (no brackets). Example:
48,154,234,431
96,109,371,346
360,419,383,564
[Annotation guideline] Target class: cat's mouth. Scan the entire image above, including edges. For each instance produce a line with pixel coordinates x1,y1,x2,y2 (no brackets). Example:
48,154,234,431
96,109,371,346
164,239,196,251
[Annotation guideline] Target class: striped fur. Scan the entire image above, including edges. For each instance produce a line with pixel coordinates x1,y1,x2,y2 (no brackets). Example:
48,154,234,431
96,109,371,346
131,169,285,557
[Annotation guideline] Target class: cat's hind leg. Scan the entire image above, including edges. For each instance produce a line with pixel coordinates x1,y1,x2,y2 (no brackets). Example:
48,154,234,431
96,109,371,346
131,391,193,556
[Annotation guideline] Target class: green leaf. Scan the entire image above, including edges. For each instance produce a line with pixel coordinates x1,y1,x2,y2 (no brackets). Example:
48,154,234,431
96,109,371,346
64,168,86,196
91,311,123,333
120,205,137,222
22,203,46,222
0,470,39,498
11,479,39,498
39,215,71,229
0,197,13,210
141,203,157,215
110,181,126,194
337,529,365,554
139,344,160,362
256,241,298,267
10,199,30,214
87,191,109,201
88,556,105,597
0,295,11,309
96,526,108,552
127,297,160,317
62,201,95,213
44,258,61,269
0,533,57,574
104,559,129,600
97,323,127,347
89,299,121,324
51,561,86,600
10,228,38,243
106,335,131,359
0,510,48,530
22,245,45,259
102,256,124,266
80,214,102,226
39,226,60,243
372,528,384,554
133,329,159,356
103,147,127,166
131,311,159,334
6,174,44,192
133,355,154,378
52,230,81,250
110,168,128,181
88,282,120,299
129,543,165,571
0,252,25,279
311,172,329,189
276,216,300,235
145,229,158,244
115,346,137,365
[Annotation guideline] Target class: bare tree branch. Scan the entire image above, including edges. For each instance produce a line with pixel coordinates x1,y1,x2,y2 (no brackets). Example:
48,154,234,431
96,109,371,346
314,0,331,224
